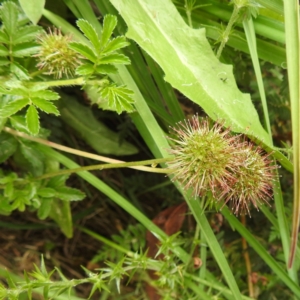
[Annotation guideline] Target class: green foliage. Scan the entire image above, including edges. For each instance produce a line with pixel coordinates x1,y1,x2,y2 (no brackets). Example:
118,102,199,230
0,0,298,299
69,16,134,114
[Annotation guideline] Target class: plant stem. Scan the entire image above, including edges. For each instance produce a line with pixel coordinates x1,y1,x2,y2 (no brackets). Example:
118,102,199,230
34,158,172,181
216,4,240,58
241,215,254,297
3,127,170,173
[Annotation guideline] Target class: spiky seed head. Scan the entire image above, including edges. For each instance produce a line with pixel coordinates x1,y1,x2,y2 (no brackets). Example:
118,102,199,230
167,115,277,215
222,142,277,215
35,28,81,78
167,116,240,198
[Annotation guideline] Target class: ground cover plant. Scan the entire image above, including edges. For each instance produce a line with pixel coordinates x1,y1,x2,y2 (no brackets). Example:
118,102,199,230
0,0,299,299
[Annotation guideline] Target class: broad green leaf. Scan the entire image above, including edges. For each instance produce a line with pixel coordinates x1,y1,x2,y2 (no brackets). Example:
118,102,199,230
76,63,94,76
49,199,73,238
95,64,117,74
101,15,117,47
0,44,9,56
31,90,60,100
0,99,29,118
69,42,97,62
110,0,292,171
12,42,40,57
100,53,130,65
0,2,18,37
37,198,52,219
10,61,30,80
37,187,56,198
20,142,44,175
14,25,43,44
55,187,85,201
100,85,135,114
19,0,45,24
0,31,9,43
31,98,59,115
0,132,18,163
76,19,101,50
102,36,130,55
58,94,138,155
26,105,40,135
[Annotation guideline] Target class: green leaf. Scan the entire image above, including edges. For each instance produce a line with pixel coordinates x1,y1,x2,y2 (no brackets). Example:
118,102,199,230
10,115,29,133
19,0,45,24
10,61,30,80
49,199,73,238
55,187,85,201
38,187,56,198
102,36,130,55
76,19,101,50
31,90,60,100
101,15,117,47
12,42,40,57
37,198,52,219
100,53,130,65
14,25,43,44
0,2,19,37
0,44,9,56
69,42,97,62
31,98,59,115
95,64,117,74
59,94,138,155
20,142,44,176
0,57,9,66
0,132,18,163
110,0,292,171
26,105,40,135
76,63,94,76
0,99,29,118
0,30,9,43
100,84,135,114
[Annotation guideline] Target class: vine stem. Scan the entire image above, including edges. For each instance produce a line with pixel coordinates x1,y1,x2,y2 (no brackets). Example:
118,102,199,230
3,127,173,178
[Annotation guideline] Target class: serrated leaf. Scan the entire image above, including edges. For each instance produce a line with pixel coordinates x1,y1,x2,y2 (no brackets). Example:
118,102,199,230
31,90,60,100
76,63,94,76
0,44,9,56
0,99,29,118
0,31,9,43
31,98,59,115
100,53,130,65
76,19,101,51
55,187,85,201
102,36,129,55
19,0,45,24
101,15,117,47
0,132,18,163
10,61,30,80
95,64,117,74
100,85,135,114
0,2,18,37
12,42,40,57
38,187,56,198
69,42,97,62
26,105,40,135
14,25,43,44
